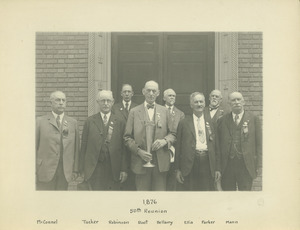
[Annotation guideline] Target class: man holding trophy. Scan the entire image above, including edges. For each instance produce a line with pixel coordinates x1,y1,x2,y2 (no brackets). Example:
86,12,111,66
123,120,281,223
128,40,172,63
124,81,176,191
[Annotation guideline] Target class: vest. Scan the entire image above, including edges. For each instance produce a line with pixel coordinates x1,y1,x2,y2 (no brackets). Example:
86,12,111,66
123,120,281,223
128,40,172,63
144,107,157,163
98,120,110,162
229,118,243,159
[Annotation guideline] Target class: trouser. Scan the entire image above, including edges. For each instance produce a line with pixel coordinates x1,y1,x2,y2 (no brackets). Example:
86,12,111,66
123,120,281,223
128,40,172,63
135,165,167,191
166,162,177,191
183,151,214,191
88,156,120,191
221,157,253,191
135,151,167,191
36,156,68,191
120,169,136,191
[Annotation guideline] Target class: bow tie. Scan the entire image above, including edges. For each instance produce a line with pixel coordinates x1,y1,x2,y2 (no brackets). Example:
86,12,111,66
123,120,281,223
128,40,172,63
209,106,219,111
147,103,155,109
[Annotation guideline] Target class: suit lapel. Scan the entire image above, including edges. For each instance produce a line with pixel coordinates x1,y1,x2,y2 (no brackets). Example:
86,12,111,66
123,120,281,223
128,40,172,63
48,113,60,131
119,103,128,120
204,107,212,123
173,107,180,122
188,116,196,140
240,111,249,126
225,113,233,137
93,113,104,134
203,112,210,142
107,113,116,127
137,104,147,124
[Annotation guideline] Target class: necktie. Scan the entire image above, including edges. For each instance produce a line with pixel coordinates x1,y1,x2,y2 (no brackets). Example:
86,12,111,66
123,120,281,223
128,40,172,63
197,117,205,143
147,103,154,109
209,106,218,111
56,115,61,128
103,114,108,126
125,102,129,111
168,106,172,114
234,114,239,125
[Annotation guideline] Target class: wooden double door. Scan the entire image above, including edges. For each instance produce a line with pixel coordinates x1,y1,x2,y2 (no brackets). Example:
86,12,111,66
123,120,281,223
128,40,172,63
111,32,215,115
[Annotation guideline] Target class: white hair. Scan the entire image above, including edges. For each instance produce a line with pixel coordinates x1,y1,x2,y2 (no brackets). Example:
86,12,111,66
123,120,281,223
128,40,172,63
163,88,176,98
49,91,65,101
96,90,114,102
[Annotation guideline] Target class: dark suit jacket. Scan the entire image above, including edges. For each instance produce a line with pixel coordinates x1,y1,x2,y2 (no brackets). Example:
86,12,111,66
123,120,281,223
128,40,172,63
169,106,185,131
216,111,262,179
174,113,219,178
36,113,80,182
124,103,176,174
80,113,127,181
203,106,225,125
112,101,138,121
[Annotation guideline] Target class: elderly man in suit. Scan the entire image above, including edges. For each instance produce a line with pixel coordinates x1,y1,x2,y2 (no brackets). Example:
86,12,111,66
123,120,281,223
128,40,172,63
124,81,176,191
79,90,128,190
36,91,80,190
112,84,138,190
204,89,225,125
163,88,185,191
217,92,262,191
175,92,221,191
112,84,138,121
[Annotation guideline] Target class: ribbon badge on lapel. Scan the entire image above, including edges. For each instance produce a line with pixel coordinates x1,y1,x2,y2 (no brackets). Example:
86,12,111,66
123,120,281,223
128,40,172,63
205,122,213,141
242,120,250,138
105,121,114,143
156,113,162,128
218,109,224,119
62,120,69,137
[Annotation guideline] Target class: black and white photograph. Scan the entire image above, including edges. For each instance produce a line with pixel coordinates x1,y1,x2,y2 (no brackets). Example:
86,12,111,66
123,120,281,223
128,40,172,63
1,1,299,230
35,32,263,192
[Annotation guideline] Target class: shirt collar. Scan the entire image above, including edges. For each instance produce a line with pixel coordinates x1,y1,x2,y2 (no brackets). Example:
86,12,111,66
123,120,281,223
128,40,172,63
52,111,64,120
165,105,174,110
100,112,111,120
209,105,219,110
193,113,203,121
144,101,155,108
232,110,244,119
122,100,131,108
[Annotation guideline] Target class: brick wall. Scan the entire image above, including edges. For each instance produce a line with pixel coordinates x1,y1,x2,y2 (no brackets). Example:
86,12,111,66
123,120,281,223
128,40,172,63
36,32,89,133
238,32,263,120
238,32,263,191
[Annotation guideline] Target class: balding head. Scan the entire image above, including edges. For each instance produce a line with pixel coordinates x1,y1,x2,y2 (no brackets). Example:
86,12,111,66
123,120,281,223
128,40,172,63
228,92,245,114
50,91,66,115
144,80,159,89
142,80,160,104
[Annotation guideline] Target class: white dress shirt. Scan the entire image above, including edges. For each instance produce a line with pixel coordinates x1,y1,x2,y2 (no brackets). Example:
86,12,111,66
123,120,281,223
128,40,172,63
144,101,155,121
52,111,64,121
232,110,244,125
122,100,131,111
100,112,111,124
165,105,174,114
210,108,218,118
193,113,208,151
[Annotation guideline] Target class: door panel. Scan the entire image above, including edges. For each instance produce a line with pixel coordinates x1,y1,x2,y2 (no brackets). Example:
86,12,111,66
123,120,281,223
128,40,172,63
112,32,215,114
112,33,162,104
163,33,215,114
